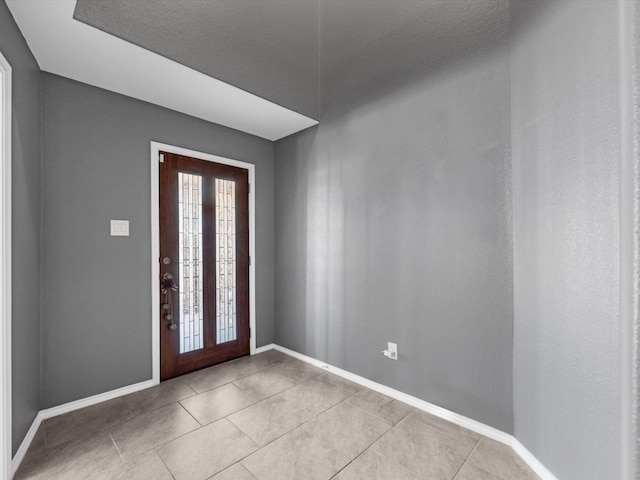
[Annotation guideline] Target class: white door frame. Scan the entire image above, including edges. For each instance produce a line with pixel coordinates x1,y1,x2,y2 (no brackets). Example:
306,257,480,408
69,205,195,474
618,1,639,478
0,50,12,480
150,142,256,384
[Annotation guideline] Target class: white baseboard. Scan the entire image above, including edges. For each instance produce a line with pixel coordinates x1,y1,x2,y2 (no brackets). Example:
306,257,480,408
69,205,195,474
37,380,155,421
11,379,154,476
10,412,43,477
263,344,558,480
254,343,276,355
511,438,559,480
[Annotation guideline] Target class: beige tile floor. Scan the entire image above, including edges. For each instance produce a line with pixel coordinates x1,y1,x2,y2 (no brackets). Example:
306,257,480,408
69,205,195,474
14,350,540,480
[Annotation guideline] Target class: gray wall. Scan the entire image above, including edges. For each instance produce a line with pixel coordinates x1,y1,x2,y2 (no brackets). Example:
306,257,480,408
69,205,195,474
41,74,274,408
0,0,42,455
511,1,622,478
274,38,514,430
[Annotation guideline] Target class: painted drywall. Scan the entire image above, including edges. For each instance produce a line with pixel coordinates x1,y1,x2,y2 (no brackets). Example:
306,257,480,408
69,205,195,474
511,1,622,478
274,22,513,431
40,74,274,408
0,0,42,455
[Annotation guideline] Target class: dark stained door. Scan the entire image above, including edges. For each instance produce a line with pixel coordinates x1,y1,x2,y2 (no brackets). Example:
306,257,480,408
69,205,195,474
159,152,250,380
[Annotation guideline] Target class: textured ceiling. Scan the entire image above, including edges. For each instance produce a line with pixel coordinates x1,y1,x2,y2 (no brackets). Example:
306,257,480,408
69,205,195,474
74,0,320,119
320,1,509,115
74,0,508,121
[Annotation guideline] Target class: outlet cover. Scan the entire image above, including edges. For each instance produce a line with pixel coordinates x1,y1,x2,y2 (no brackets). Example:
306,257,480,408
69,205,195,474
387,342,398,360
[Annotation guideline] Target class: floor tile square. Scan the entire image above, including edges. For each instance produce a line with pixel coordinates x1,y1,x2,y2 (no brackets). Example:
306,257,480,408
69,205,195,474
182,361,248,393
228,394,314,446
302,401,390,460
109,403,200,460
466,438,540,480
410,409,482,444
157,418,258,480
43,397,133,448
370,414,477,479
241,425,350,480
346,388,414,425
279,373,361,416
122,378,196,417
272,357,324,382
453,463,505,480
333,449,419,480
208,462,257,480
180,383,257,425
232,369,299,400
86,450,173,480
228,351,288,375
15,432,121,480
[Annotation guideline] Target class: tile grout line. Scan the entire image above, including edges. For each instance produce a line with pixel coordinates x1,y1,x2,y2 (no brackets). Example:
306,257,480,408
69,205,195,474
238,462,259,480
148,364,308,465
172,362,323,446
227,381,367,461
218,365,334,436
177,399,205,428
144,358,299,477
239,391,398,480
451,438,481,480
343,394,414,427
409,410,483,446
327,420,405,480
108,431,125,464
154,447,178,480
118,401,208,461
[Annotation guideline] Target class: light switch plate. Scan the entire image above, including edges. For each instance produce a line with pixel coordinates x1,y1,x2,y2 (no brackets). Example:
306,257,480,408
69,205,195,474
110,220,129,236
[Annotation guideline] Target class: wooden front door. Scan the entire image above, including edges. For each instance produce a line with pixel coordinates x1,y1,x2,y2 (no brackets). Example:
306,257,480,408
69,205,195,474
159,152,250,380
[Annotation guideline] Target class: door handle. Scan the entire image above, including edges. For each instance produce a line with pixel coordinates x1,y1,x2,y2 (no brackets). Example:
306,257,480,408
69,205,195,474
161,273,178,332
161,272,178,291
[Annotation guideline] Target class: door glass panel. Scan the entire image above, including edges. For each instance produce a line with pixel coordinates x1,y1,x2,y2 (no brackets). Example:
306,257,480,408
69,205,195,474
215,179,237,344
178,172,204,353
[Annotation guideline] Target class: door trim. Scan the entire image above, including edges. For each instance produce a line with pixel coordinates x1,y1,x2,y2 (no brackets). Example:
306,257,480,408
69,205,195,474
150,142,256,385
618,2,639,478
0,49,11,480
0,48,13,479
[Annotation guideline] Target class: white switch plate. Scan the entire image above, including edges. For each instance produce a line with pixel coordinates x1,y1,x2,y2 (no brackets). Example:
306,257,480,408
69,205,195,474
110,220,129,236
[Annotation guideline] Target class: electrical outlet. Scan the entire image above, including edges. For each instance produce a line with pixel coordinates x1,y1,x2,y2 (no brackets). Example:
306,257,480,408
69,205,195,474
388,342,398,360
382,342,398,360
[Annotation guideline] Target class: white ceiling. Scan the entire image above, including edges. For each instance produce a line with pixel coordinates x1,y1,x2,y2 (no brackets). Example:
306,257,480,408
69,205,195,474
6,0,319,141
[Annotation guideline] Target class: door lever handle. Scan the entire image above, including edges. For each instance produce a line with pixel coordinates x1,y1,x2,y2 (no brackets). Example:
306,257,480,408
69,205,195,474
161,272,178,292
